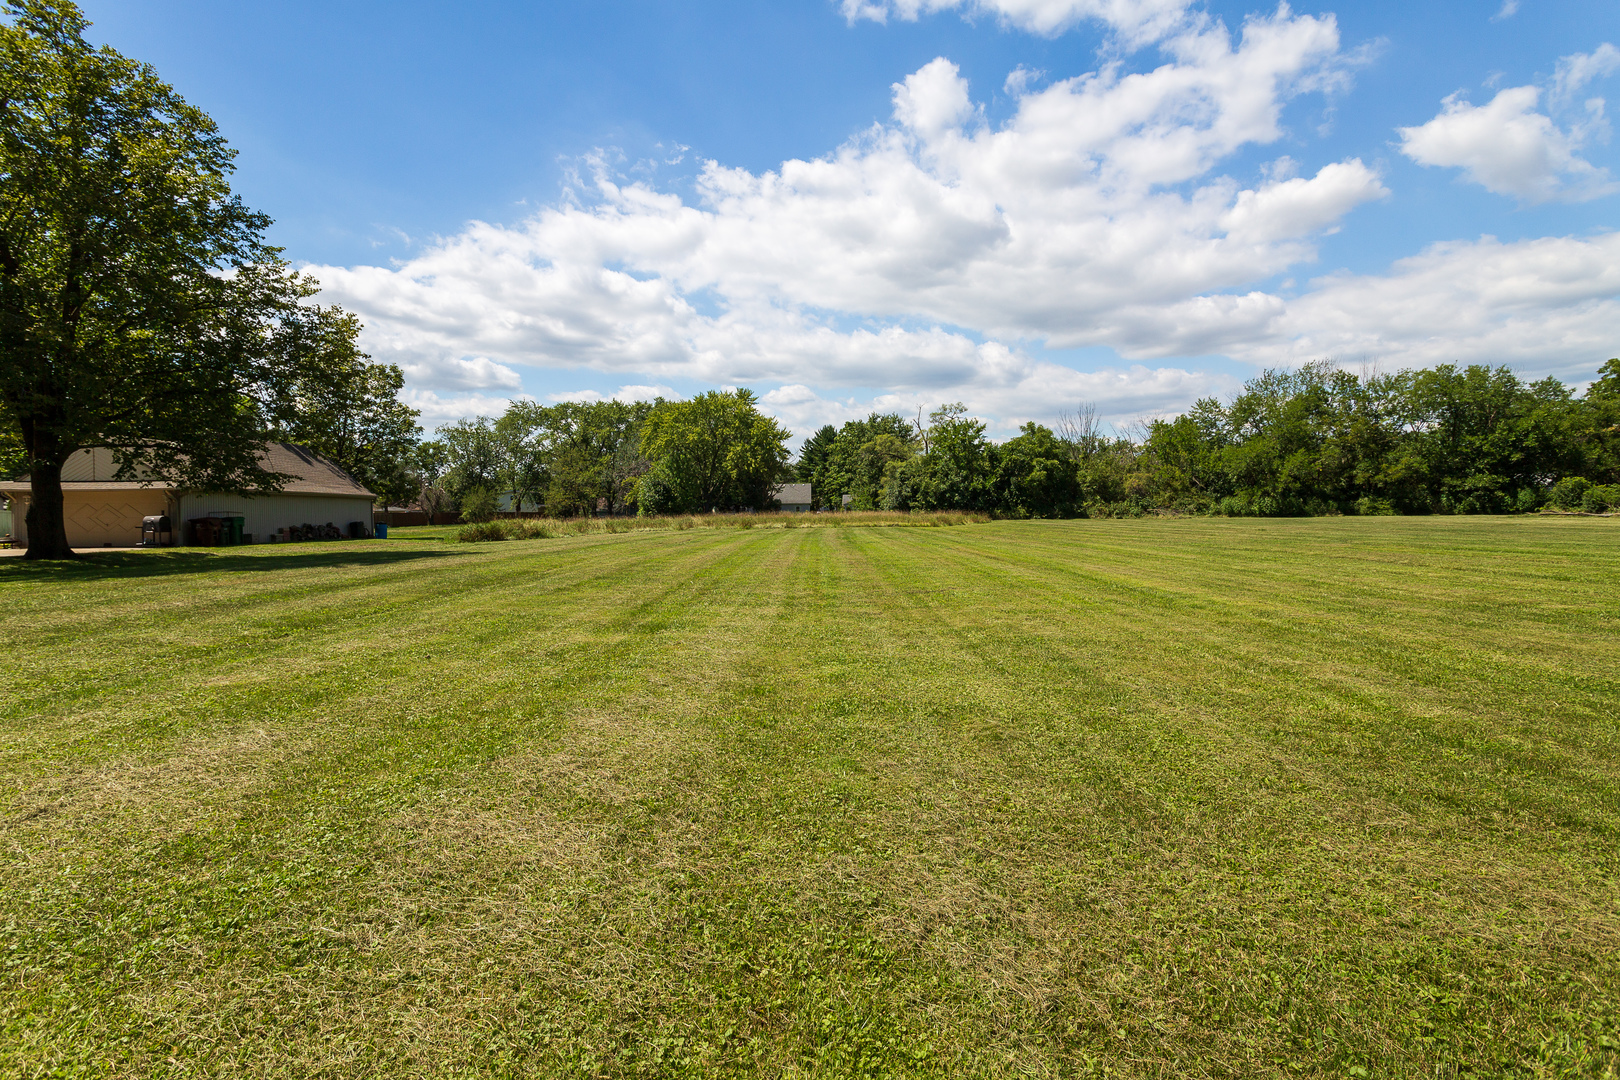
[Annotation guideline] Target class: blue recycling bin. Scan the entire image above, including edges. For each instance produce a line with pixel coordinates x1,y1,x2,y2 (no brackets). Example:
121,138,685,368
374,522,388,539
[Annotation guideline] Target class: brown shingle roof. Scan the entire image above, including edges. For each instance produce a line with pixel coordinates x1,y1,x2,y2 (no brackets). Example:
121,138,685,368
258,443,374,497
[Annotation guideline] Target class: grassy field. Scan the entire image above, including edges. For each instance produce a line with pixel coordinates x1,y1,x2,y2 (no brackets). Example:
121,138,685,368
1,517,1617,1078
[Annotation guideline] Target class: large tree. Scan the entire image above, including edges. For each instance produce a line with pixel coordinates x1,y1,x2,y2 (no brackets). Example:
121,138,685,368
0,1,347,558
436,417,503,503
813,413,916,510
635,390,791,513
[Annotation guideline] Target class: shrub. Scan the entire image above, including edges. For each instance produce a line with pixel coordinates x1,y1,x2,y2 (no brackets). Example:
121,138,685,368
460,486,499,523
1547,477,1592,510
457,519,556,542
1355,496,1396,516
1581,484,1619,513
1513,488,1542,514
457,521,507,542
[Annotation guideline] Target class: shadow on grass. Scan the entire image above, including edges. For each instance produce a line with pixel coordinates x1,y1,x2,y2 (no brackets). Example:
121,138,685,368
0,544,465,581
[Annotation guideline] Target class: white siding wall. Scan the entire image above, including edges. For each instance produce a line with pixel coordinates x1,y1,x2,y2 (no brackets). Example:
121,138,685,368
177,494,375,543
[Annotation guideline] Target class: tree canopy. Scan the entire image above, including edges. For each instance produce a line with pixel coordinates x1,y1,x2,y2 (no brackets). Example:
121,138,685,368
788,361,1620,520
428,399,655,519
635,390,792,514
263,310,421,507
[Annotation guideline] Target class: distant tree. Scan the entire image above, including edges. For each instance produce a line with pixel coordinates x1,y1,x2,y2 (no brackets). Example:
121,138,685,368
413,440,449,489
548,399,652,514
922,403,993,511
489,398,653,516
817,413,916,509
635,390,791,513
1405,365,1585,513
881,404,992,511
416,483,452,521
605,433,650,514
544,442,601,518
1581,358,1620,484
0,418,24,480
1143,407,1225,505
459,485,498,523
267,320,422,508
796,424,837,502
492,402,550,513
993,422,1080,517
1056,405,1135,508
0,0,358,558
437,418,503,502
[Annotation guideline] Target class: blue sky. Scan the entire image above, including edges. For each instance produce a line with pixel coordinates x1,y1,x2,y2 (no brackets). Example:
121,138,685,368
80,0,1620,439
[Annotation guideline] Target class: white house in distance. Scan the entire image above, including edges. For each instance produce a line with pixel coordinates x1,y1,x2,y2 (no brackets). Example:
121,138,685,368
0,443,375,549
774,482,813,512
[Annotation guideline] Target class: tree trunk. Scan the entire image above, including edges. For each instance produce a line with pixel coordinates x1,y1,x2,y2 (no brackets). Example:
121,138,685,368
23,457,76,560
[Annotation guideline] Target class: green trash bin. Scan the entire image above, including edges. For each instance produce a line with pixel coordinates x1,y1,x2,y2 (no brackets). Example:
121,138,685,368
217,515,245,545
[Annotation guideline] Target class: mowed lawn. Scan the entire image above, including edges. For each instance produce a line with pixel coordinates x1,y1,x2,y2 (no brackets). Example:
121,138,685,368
2,518,1617,1079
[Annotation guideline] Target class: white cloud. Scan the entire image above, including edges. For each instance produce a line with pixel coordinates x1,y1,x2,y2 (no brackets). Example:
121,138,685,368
398,355,524,392
1003,65,1044,94
314,6,1375,368
1217,232,1620,377
1217,159,1387,244
1552,43,1620,106
1398,79,1617,203
1491,0,1518,22
893,58,981,138
401,388,530,431
755,363,1232,441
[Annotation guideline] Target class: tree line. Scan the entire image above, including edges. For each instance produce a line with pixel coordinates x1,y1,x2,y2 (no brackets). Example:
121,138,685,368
415,359,1618,520
800,361,1620,517
412,390,792,520
1131,360,1620,516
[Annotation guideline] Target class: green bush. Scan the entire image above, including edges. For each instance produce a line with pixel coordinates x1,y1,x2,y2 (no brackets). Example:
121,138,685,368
1513,488,1542,513
460,486,499,523
1355,496,1396,516
1581,484,1619,513
456,519,555,542
1547,477,1592,510
456,520,507,542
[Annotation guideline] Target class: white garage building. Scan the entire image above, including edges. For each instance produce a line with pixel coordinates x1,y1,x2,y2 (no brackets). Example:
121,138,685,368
0,443,375,549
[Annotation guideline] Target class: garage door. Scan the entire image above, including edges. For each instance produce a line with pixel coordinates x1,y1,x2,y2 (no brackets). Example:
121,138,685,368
65,494,167,548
